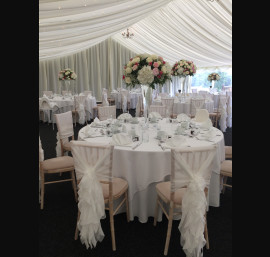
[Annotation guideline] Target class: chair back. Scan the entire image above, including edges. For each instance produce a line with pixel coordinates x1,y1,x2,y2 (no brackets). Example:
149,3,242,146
218,96,228,132
149,105,167,118
190,98,205,116
98,105,116,121
70,140,113,249
74,95,87,125
161,97,174,116
170,145,217,256
55,111,74,139
39,136,44,162
43,91,53,97
102,92,109,106
194,109,209,122
191,88,197,93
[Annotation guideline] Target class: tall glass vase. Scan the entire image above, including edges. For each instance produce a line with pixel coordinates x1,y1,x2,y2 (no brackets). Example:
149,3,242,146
212,80,215,88
65,80,71,94
141,85,153,120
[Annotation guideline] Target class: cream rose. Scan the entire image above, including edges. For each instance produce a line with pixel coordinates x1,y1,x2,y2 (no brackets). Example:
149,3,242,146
126,67,132,74
125,77,131,84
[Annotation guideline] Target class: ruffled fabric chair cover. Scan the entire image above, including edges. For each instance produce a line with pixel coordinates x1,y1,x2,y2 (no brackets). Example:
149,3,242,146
169,146,217,257
149,105,167,118
70,141,113,249
161,97,174,117
218,96,227,132
190,99,205,117
102,92,109,106
97,106,116,121
226,95,232,128
55,111,74,156
39,97,59,128
120,89,129,112
74,95,87,125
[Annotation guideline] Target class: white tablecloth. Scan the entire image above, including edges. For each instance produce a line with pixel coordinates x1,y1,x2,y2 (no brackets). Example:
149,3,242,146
39,95,97,122
78,118,225,223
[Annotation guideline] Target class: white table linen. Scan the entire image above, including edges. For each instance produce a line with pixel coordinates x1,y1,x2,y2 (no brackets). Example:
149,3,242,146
77,118,225,223
39,95,97,122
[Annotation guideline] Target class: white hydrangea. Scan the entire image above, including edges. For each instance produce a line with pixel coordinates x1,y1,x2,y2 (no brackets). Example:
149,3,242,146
137,66,154,85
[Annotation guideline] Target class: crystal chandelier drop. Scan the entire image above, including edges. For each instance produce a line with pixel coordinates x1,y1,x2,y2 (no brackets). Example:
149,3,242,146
122,28,134,39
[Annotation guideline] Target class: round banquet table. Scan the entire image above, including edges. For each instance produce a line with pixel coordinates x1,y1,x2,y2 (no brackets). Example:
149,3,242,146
39,95,97,122
77,118,225,223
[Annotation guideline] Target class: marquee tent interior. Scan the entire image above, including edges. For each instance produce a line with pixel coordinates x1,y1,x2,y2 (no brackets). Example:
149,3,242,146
39,0,232,100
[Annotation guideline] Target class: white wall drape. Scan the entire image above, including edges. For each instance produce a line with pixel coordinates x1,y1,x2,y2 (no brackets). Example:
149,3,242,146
39,0,172,61
39,38,137,100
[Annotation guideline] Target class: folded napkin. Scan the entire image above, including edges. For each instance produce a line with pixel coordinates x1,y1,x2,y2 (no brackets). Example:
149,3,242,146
197,128,215,140
164,135,186,148
117,113,132,120
200,118,213,130
149,112,162,119
177,113,191,122
111,133,133,146
90,117,104,128
83,126,103,138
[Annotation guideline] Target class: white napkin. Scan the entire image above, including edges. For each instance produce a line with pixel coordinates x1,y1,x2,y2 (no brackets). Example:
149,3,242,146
111,133,133,146
200,118,213,130
90,117,104,128
122,125,127,133
83,126,103,138
177,113,191,122
164,135,186,148
117,113,132,120
149,112,162,119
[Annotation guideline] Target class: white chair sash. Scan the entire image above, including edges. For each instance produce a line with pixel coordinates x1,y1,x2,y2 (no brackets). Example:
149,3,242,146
170,146,217,257
218,97,227,132
70,141,113,249
102,92,109,106
226,96,232,128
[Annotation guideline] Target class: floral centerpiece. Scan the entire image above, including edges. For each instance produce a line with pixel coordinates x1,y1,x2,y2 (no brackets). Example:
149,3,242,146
171,60,197,77
58,68,77,80
171,60,197,95
122,54,171,89
207,72,220,82
58,68,77,95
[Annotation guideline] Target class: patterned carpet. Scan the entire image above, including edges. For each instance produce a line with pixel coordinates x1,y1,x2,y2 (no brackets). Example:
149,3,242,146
39,109,232,257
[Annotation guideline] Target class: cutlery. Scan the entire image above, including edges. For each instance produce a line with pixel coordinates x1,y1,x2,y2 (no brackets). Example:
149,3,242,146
132,141,142,150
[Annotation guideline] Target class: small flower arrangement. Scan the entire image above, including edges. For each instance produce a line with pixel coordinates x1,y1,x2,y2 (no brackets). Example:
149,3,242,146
58,68,77,80
207,73,220,82
171,60,197,77
122,54,171,89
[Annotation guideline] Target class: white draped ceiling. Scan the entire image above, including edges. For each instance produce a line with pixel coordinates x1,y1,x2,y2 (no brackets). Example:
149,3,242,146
39,0,232,67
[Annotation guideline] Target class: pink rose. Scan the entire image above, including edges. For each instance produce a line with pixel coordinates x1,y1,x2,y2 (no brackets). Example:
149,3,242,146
132,65,138,71
153,62,159,68
152,68,160,76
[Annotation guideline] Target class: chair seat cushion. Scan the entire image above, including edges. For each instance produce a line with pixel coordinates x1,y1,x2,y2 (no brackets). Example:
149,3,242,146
63,141,71,151
156,181,187,205
225,146,232,158
101,178,128,199
42,156,74,171
220,160,232,176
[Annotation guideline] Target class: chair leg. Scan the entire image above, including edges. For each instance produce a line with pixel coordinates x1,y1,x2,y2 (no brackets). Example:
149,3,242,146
204,214,210,249
40,172,45,210
74,210,80,240
164,202,174,256
109,199,116,251
125,191,130,222
222,176,228,194
71,171,78,202
153,196,160,226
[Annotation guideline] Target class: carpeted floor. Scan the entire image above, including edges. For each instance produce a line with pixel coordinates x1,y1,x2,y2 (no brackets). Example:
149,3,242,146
39,109,232,257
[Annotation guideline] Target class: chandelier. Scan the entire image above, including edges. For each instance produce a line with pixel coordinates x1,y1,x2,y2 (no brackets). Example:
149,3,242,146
122,28,134,39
